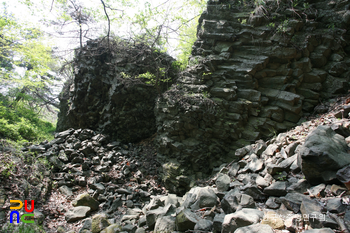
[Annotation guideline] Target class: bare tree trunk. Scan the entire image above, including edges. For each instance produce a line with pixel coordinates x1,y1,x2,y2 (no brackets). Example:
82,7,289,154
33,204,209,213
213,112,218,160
100,0,110,48
69,0,83,49
79,16,83,49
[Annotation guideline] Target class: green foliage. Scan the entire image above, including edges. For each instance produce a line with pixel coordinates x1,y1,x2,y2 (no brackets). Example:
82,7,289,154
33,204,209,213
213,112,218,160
137,71,157,85
277,19,289,33
176,15,200,69
268,22,276,28
120,72,131,79
0,96,55,142
0,10,55,85
137,68,171,85
1,152,15,177
202,91,210,98
0,222,45,233
171,61,182,70
275,172,287,181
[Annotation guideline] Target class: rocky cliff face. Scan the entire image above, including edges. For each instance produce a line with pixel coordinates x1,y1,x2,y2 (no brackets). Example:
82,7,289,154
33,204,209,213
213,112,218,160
57,39,178,143
57,0,350,194
155,0,350,193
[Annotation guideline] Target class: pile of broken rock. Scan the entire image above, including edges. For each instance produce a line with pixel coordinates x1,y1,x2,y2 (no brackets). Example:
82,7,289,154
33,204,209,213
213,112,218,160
138,119,350,233
4,113,350,233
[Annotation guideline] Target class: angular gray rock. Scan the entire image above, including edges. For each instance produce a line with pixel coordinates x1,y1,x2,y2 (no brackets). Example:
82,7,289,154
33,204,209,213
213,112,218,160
336,164,350,189
300,198,328,229
287,179,310,193
175,209,200,232
266,154,297,175
216,174,231,192
65,206,91,223
280,193,310,213
146,204,176,230
297,125,350,184
241,154,264,173
221,208,264,233
265,197,281,209
59,185,73,196
91,213,111,233
154,216,176,233
308,184,326,197
79,218,92,233
264,181,287,196
221,191,255,214
327,198,346,213
213,213,225,233
72,193,100,211
194,219,213,232
183,187,217,210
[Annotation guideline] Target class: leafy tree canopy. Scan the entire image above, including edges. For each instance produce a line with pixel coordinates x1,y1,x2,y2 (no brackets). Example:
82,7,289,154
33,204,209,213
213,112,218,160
0,4,57,92
15,0,207,67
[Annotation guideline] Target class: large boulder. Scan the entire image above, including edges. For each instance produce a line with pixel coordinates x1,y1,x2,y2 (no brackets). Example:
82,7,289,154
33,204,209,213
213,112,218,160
182,187,218,210
72,193,100,211
297,125,350,184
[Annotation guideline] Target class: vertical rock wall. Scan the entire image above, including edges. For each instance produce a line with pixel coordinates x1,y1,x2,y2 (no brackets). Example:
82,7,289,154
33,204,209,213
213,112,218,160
155,0,350,193
57,39,178,143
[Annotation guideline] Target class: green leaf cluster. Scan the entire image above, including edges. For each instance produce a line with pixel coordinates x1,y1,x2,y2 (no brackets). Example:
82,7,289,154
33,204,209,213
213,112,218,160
0,7,56,90
0,95,55,142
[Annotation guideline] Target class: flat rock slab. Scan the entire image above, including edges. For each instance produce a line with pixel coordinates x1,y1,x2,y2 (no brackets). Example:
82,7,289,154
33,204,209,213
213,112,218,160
65,206,91,223
264,181,287,196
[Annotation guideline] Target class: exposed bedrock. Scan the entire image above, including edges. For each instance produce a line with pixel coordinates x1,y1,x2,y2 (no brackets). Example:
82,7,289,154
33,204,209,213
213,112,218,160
57,39,179,143
155,0,350,194
57,0,350,194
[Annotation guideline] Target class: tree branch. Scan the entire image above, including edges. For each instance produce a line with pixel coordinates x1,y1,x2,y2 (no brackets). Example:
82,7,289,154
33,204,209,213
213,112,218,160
100,0,111,48
50,0,55,12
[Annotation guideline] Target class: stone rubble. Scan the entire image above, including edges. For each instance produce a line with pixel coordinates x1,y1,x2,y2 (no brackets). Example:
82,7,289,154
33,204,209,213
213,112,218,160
2,110,350,233
56,0,350,195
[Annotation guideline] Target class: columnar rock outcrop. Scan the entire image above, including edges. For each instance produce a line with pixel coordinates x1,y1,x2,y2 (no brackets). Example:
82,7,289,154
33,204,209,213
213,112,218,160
155,0,350,193
57,39,178,143
57,0,350,194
